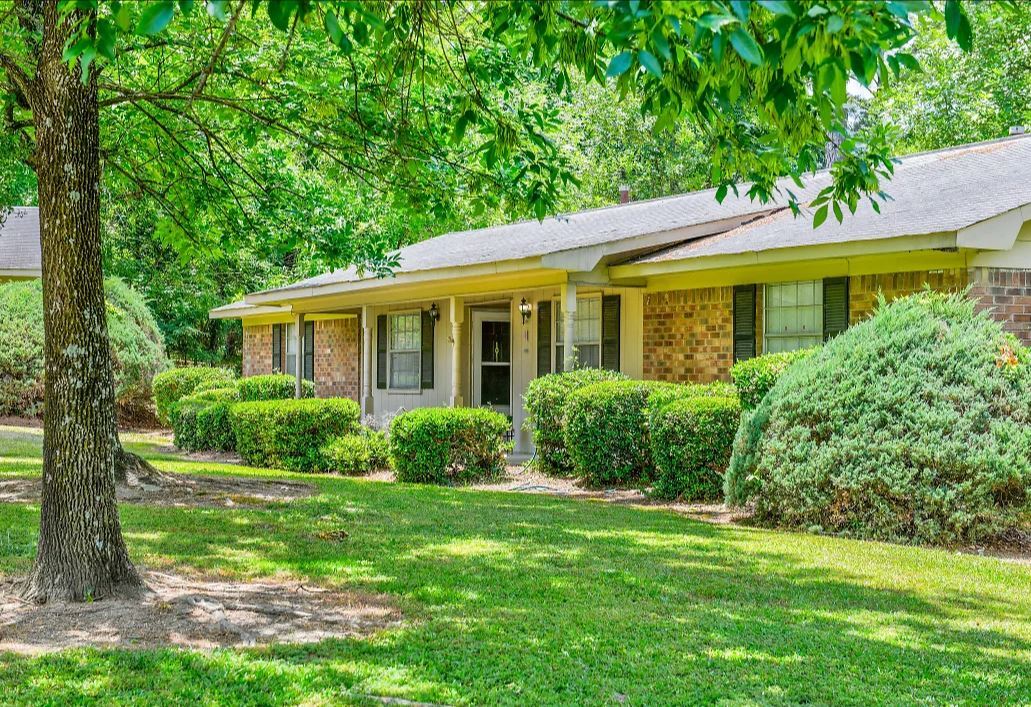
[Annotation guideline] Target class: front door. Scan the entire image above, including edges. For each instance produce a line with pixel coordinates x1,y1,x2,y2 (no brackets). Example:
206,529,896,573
472,311,512,416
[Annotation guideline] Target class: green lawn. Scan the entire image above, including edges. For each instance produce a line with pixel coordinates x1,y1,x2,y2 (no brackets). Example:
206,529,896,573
1,425,1029,705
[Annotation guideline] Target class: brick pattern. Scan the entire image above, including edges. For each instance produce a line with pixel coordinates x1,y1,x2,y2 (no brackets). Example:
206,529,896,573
849,269,969,325
242,324,273,377
971,268,1031,345
241,320,360,401
313,318,360,400
642,287,735,383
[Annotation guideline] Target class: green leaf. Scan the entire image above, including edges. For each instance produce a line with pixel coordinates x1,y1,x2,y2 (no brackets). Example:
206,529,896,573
651,28,671,61
638,50,662,78
826,15,844,34
137,1,175,35
730,0,750,22
944,0,961,40
266,0,296,32
813,204,828,228
832,201,843,223
715,184,728,202
606,51,633,77
758,0,795,17
895,53,921,71
730,28,763,65
956,13,973,51
206,0,229,20
114,2,133,31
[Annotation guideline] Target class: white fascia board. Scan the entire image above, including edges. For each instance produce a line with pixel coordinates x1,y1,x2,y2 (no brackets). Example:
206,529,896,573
957,203,1031,250
208,304,292,320
0,268,40,278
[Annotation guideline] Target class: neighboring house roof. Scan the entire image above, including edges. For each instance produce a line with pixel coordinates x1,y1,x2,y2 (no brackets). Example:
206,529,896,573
229,133,1031,313
0,207,41,278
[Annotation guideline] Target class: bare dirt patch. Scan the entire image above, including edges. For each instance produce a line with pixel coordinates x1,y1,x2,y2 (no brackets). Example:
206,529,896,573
0,472,316,509
0,569,401,654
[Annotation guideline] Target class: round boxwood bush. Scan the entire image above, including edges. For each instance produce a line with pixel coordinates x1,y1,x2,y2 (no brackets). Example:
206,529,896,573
650,395,741,501
238,374,314,401
730,347,817,410
321,429,390,475
0,277,169,420
523,368,626,474
729,291,1031,545
390,407,510,484
170,386,240,452
230,398,361,472
153,366,236,425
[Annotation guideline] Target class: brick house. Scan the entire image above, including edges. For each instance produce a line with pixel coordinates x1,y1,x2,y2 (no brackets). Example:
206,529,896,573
212,135,1031,456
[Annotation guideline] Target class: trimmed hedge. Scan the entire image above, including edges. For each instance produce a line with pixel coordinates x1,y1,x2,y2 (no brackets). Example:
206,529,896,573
730,291,1031,544
321,429,390,475
238,374,314,401
650,395,741,501
153,366,236,425
170,387,240,452
730,348,817,410
231,398,361,472
390,407,510,484
523,368,626,474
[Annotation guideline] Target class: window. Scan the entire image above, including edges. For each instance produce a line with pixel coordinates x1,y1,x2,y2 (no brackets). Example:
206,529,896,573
388,312,421,390
284,323,298,375
764,280,823,353
555,295,601,371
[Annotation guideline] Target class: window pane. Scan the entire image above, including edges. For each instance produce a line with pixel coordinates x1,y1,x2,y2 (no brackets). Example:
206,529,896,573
575,297,600,344
286,323,297,355
389,351,420,389
481,365,511,407
765,281,824,354
576,344,600,369
390,313,420,351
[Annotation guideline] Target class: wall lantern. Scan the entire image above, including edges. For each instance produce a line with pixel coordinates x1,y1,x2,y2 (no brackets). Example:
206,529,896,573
428,302,440,326
518,298,532,325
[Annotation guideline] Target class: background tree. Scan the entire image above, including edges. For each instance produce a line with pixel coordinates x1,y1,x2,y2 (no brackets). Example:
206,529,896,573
0,0,970,602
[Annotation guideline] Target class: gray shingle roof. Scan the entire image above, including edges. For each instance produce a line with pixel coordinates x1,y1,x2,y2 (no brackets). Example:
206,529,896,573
0,207,40,273
629,135,1031,265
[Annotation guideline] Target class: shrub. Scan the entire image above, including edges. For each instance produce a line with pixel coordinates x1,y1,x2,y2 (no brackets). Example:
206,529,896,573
650,395,741,501
0,277,169,419
153,366,236,425
563,379,680,486
170,387,240,452
523,368,626,474
321,429,390,475
723,405,770,506
238,374,314,401
230,398,360,472
731,291,1031,545
730,348,817,410
390,407,510,484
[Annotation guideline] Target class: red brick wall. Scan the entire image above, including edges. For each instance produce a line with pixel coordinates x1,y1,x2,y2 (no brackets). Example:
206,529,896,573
642,287,735,383
241,320,360,401
849,269,969,325
971,268,1031,346
242,324,273,377
314,318,360,400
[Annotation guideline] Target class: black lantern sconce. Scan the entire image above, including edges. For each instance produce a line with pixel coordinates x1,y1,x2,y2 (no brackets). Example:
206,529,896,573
518,298,532,325
428,302,440,326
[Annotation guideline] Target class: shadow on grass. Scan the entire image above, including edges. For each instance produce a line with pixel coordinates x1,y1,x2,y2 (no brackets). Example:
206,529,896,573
2,474,1030,705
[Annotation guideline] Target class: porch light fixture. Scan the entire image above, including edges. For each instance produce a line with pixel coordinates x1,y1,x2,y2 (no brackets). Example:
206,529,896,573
428,302,440,326
518,298,532,324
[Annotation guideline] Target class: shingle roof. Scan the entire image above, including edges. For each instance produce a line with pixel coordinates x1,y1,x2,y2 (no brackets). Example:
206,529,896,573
0,207,40,274
629,135,1031,265
252,134,1031,299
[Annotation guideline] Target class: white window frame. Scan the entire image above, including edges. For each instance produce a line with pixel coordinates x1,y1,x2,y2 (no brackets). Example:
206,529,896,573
763,280,823,354
387,309,422,392
552,294,603,371
284,322,298,376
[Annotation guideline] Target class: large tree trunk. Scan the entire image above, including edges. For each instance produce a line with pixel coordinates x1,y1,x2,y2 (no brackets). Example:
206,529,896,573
20,2,142,603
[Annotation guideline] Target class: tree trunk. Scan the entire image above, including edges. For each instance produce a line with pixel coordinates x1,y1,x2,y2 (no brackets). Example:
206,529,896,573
20,2,142,603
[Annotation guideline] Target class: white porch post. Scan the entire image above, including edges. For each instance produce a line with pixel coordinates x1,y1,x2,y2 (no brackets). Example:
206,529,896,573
361,305,374,415
294,312,305,398
450,296,464,407
561,281,577,370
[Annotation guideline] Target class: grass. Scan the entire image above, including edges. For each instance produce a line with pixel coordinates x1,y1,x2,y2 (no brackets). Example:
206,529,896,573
1,424,1030,705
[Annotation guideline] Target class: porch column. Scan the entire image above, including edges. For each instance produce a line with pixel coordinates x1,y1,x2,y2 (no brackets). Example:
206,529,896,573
561,281,577,370
294,312,305,398
449,296,464,407
361,305,374,415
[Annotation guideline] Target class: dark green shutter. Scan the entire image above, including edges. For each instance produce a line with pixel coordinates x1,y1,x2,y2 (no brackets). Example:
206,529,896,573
272,323,282,372
733,285,756,362
823,277,850,341
376,315,387,389
420,310,434,389
303,321,314,382
537,301,552,377
601,294,621,372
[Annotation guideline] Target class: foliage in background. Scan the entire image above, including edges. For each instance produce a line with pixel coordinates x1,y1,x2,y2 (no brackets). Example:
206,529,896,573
230,398,360,472
731,291,1031,544
0,278,168,419
390,407,510,485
